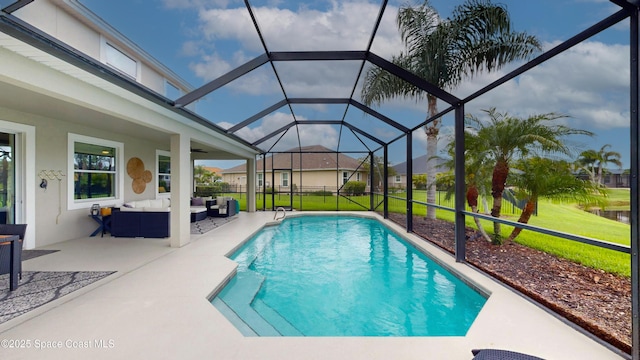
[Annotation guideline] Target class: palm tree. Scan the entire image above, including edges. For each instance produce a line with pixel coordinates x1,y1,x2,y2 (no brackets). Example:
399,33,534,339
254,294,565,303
467,108,593,244
361,0,541,219
576,144,622,186
507,157,604,242
438,130,493,242
194,165,214,185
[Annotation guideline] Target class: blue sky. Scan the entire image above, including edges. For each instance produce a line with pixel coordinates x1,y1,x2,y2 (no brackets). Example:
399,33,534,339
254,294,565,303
79,0,631,169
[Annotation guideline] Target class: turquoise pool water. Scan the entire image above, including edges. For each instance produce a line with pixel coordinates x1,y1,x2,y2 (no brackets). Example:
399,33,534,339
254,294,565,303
212,215,487,336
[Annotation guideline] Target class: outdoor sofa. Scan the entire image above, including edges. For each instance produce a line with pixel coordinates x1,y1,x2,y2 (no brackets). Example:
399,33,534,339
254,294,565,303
110,199,170,238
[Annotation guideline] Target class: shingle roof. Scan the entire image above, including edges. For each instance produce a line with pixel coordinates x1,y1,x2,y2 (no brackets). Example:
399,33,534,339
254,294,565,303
223,145,364,173
392,155,449,175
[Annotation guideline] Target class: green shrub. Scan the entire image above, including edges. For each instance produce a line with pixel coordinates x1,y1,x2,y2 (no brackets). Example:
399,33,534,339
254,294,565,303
195,182,231,197
195,186,216,197
343,181,366,196
309,190,333,196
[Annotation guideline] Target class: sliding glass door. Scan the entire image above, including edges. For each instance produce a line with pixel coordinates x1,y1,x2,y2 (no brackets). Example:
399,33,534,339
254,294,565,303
0,132,15,224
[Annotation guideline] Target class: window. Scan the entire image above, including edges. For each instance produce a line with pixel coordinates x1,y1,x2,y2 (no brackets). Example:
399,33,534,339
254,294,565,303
165,81,181,99
257,173,263,187
157,150,170,195
102,38,138,79
342,171,349,185
356,172,361,182
395,175,402,183
68,134,123,210
281,172,289,187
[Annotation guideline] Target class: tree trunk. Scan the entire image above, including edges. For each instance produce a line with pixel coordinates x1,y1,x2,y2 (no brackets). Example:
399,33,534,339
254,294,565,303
491,158,509,244
481,196,490,214
507,199,536,242
425,94,440,220
467,186,491,242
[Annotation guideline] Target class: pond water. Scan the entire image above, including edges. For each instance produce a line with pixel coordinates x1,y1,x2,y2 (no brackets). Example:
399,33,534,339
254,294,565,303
589,210,630,224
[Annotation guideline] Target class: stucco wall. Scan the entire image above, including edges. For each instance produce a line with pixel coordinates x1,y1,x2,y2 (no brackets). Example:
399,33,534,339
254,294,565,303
0,106,168,247
225,170,367,191
15,0,171,95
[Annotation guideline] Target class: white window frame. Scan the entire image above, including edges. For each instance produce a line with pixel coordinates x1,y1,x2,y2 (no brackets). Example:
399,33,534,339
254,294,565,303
280,172,289,187
100,37,140,81
257,173,263,187
356,172,361,182
68,133,124,210
156,150,171,198
395,175,402,183
342,171,349,185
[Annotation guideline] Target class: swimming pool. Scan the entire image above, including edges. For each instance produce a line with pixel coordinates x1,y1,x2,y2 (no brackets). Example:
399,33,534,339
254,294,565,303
212,215,487,336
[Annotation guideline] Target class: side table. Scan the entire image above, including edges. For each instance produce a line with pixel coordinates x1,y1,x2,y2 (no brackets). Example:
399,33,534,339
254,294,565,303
89,214,111,237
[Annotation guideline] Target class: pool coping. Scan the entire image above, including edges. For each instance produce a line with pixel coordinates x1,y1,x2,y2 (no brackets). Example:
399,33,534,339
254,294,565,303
0,210,628,360
212,211,628,358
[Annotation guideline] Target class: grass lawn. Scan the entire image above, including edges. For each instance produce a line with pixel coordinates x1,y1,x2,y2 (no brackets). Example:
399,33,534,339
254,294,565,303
227,191,631,277
598,187,630,210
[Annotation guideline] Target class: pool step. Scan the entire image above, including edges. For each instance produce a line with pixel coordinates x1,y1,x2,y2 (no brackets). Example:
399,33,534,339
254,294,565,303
213,296,281,336
211,297,257,336
252,299,304,336
216,225,301,337
215,271,281,336
232,226,277,268
222,271,265,304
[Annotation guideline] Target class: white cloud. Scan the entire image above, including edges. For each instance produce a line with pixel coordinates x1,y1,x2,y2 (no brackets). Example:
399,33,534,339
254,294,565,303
183,1,402,96
162,0,236,10
219,111,293,142
219,111,342,149
236,1,387,51
188,52,233,81
170,1,630,154
457,41,630,130
197,7,260,47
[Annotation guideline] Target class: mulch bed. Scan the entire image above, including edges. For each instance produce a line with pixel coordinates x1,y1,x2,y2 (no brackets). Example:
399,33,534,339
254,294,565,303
387,213,632,354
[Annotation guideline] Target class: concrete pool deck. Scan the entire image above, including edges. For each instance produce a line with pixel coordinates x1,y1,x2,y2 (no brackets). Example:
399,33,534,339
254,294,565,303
0,211,629,360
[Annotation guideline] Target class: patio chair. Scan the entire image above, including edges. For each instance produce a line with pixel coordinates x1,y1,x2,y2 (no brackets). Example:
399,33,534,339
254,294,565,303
207,196,236,217
471,349,545,360
0,224,28,279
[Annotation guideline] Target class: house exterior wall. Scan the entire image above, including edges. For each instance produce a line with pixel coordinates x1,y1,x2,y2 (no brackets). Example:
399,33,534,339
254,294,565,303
388,174,408,189
603,173,630,188
14,0,188,96
0,0,258,247
224,169,368,192
0,104,168,247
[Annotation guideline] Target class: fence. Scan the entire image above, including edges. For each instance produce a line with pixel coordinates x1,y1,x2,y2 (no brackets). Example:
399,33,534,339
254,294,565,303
195,184,529,215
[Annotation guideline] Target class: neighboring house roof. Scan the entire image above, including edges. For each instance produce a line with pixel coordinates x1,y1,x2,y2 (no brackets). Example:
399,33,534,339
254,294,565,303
606,168,628,175
392,155,449,175
204,166,223,175
223,145,365,173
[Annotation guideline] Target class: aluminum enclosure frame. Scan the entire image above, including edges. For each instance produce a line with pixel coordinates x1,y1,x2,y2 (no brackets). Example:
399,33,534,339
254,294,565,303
1,0,639,357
